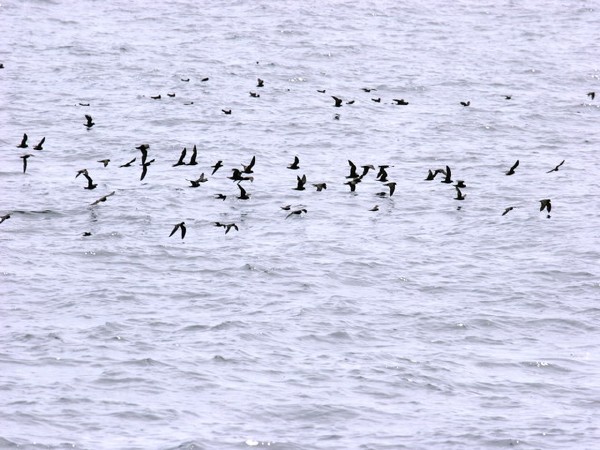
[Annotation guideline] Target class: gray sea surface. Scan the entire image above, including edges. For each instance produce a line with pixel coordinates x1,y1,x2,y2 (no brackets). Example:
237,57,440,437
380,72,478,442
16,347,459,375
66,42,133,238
1,0,600,449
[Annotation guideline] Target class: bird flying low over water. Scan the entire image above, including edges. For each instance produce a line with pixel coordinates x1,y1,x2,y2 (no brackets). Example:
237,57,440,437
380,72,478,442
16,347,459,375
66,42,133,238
173,147,187,167
150,94,161,100
332,96,343,107
0,214,10,224
167,93,175,97
17,133,28,148
539,199,551,213
455,180,466,188
84,114,95,128
242,156,256,174
506,160,519,175
120,157,136,167
140,159,155,181
546,160,565,173
460,101,470,107
392,99,409,105
347,160,359,179
238,183,250,200
169,222,186,239
98,159,110,167
293,174,307,190
33,137,45,150
376,166,389,182
371,97,381,103
76,169,88,178
249,91,260,98
286,208,307,219
83,172,97,190
90,191,115,206
214,193,227,200
257,78,264,87
313,183,327,191
20,154,33,173
188,145,198,166
222,109,232,115
187,173,208,187
211,160,223,175
440,165,452,184
454,186,466,200
287,156,300,170
425,168,445,181
377,182,396,197
369,205,379,211
502,207,514,216
344,177,361,192
588,91,595,100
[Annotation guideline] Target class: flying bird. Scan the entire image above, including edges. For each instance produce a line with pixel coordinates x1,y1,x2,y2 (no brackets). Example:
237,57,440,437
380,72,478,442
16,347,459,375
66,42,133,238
167,93,175,97
502,207,514,216
187,173,208,187
249,91,260,98
362,88,376,92
369,205,379,211
539,199,551,213
332,96,343,107
237,183,250,200
460,101,470,107
76,168,88,178
169,222,186,239
173,147,187,167
33,137,45,150
188,145,198,165
286,208,307,219
360,165,375,177
98,159,110,167
17,133,28,148
211,160,223,175
454,186,466,200
588,92,595,100
84,114,95,128
222,109,232,115
214,193,227,200
224,223,239,234
344,178,361,192
150,94,161,100
20,154,33,173
0,214,10,224
313,183,327,191
371,97,381,103
347,160,359,179
287,156,300,170
440,165,452,184
392,99,409,105
242,156,256,174
293,174,307,191
376,166,389,182
90,191,115,206
140,159,155,181
506,160,519,175
425,168,445,181
257,78,264,87
546,160,565,173
83,172,97,190
120,157,136,167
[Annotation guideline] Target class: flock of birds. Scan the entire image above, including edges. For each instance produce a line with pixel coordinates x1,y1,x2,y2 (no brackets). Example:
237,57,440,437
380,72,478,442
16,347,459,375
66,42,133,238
5,73,594,238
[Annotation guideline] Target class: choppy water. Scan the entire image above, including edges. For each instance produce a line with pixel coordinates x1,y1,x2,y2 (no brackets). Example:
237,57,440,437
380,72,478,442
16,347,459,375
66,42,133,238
1,0,600,449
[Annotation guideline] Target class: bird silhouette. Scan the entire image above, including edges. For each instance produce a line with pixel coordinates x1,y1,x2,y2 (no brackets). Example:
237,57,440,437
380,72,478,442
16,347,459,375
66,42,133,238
242,156,256,174
120,157,136,168
588,92,595,100
502,207,514,216
20,154,33,173
332,96,343,107
211,160,223,175
188,145,198,165
506,160,519,175
460,101,470,107
83,172,97,190
539,199,551,213
169,222,186,239
237,183,250,200
33,137,45,150
173,147,187,167
392,99,409,105
17,133,28,148
84,114,95,128
90,191,115,206
293,174,307,190
313,183,327,191
98,159,110,167
288,156,300,170
286,209,307,219
140,159,155,181
546,160,565,173
454,186,466,200
257,78,264,87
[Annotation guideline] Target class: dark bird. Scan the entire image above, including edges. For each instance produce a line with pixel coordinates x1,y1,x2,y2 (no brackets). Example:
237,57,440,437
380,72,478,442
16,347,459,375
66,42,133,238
229,168,244,181
137,144,149,165
82,232,92,236
362,88,376,92
84,114,95,128
150,94,161,100
546,160,565,173
120,157,136,167
440,165,452,184
173,147,187,167
83,172,97,190
181,78,190,82
369,205,379,211
346,100,355,105
344,178,361,192
20,154,33,173
98,159,110,167
0,214,11,224
505,95,512,100
214,193,227,200
540,199,551,213
425,168,446,181
371,97,381,103
169,222,186,239
293,174,307,191
224,223,239,234
384,182,396,197
317,89,326,93
502,207,514,216
167,93,175,97
211,160,223,175
360,165,375,177
90,191,115,206
460,101,470,107
257,78,264,87
188,145,198,165
286,208,307,219
187,173,208,187
222,109,232,115
454,180,466,188
588,92,595,100
17,133,28,148
347,160,359,179
79,103,90,106
33,137,45,150
280,205,292,210
249,91,260,98
238,183,250,200
334,113,340,120
506,160,519,176
376,166,389,182
392,99,409,105
76,168,88,178
242,156,256,174
454,186,466,200
201,77,209,82
287,156,300,170
140,159,155,181
313,183,327,191
332,96,343,107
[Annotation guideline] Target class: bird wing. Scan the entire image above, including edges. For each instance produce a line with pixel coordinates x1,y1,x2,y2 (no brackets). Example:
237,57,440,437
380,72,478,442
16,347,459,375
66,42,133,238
181,224,186,239
169,224,179,237
511,160,519,171
238,183,247,196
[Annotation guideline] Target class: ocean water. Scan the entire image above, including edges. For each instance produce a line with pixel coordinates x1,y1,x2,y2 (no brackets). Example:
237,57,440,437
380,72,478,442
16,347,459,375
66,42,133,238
1,0,599,448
